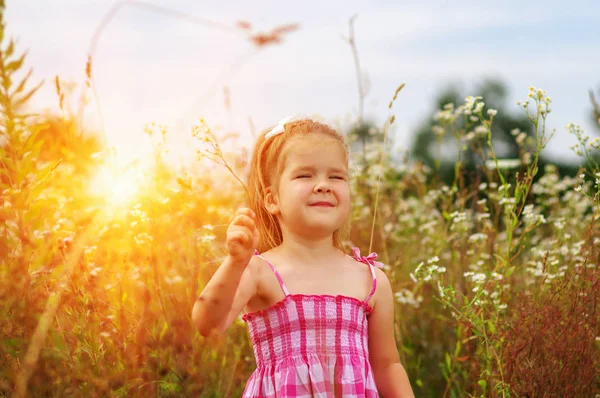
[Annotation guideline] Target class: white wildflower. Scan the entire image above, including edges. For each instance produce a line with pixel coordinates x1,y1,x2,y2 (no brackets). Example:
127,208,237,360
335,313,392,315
437,280,444,298
432,125,445,137
553,219,565,230
394,289,423,308
475,125,488,136
200,235,216,243
469,233,488,243
473,101,485,113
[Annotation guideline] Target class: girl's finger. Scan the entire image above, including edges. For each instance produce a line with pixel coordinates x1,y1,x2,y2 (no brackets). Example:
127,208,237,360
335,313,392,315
236,208,256,219
229,232,249,246
228,226,253,244
233,214,256,230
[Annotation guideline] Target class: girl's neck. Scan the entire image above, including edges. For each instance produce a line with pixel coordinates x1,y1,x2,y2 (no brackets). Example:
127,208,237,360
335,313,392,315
274,234,343,265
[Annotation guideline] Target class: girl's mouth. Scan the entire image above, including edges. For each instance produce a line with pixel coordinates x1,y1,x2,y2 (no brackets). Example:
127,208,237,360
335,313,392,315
310,202,335,207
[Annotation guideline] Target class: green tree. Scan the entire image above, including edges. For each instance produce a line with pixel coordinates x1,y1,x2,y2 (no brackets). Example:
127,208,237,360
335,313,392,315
410,79,533,181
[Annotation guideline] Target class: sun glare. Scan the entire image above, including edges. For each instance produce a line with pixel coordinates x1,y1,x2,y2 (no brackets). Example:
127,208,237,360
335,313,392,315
89,163,145,209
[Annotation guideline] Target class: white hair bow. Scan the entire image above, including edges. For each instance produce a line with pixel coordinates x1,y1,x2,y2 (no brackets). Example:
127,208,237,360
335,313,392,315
264,114,304,140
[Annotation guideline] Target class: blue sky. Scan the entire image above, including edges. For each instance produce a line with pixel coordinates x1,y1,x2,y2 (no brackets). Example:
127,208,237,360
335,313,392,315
8,0,600,165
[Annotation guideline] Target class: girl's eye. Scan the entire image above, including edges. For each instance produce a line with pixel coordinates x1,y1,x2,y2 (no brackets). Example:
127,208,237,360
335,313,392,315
330,176,346,180
296,175,311,179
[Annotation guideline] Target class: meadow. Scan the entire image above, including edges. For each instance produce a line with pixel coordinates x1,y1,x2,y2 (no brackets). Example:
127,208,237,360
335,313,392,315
1,5,600,398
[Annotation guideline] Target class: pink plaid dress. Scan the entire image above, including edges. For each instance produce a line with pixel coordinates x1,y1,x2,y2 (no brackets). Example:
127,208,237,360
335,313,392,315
241,248,380,397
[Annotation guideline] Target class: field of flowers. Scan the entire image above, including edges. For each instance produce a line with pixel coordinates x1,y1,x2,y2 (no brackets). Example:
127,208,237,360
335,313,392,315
1,7,600,398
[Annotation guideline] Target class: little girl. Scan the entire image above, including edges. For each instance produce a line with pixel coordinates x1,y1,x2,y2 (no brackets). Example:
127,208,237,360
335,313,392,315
192,117,414,397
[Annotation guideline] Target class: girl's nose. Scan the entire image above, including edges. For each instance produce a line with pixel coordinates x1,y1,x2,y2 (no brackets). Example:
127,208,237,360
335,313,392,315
314,180,332,193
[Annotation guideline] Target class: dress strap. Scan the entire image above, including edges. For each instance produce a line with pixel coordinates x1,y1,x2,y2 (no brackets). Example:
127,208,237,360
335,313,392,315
351,247,384,303
254,250,290,296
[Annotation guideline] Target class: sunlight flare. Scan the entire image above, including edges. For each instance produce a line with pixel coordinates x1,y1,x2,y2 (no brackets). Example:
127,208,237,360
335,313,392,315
89,162,145,209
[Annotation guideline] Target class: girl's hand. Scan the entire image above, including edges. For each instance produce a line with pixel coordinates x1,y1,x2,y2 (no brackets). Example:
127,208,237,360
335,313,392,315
226,208,259,267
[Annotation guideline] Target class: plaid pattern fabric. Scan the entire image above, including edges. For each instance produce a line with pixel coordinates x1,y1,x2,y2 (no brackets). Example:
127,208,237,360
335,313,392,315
241,249,379,397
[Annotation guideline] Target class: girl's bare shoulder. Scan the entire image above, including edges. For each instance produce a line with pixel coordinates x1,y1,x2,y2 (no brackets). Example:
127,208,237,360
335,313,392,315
247,252,287,287
245,252,288,310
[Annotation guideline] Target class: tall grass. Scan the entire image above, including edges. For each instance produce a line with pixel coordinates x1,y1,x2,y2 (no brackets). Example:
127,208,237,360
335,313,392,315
1,5,599,398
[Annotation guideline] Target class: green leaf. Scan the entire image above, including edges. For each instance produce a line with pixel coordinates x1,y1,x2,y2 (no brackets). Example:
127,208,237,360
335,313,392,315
29,134,45,158
11,68,33,96
48,292,60,309
441,366,449,380
14,79,43,109
478,379,487,391
493,253,506,266
505,266,516,277
454,340,462,357
4,39,14,59
159,381,181,394
1,338,23,358
51,329,66,351
6,53,25,72
177,177,192,190
159,321,169,340
2,74,11,92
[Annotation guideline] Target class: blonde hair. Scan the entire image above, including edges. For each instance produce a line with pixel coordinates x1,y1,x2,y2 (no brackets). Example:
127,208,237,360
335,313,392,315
247,119,349,253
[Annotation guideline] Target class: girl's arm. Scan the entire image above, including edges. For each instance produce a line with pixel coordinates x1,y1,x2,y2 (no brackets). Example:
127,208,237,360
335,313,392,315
192,208,259,336
368,268,415,397
192,255,258,336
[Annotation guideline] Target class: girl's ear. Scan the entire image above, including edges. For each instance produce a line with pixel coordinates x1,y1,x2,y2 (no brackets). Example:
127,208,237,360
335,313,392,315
264,187,280,215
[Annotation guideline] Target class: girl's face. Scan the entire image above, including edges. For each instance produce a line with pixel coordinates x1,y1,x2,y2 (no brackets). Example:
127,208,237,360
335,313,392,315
267,135,350,240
